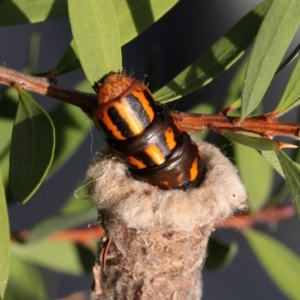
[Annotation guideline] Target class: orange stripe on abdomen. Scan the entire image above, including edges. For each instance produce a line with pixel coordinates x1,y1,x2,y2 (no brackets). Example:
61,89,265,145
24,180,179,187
143,144,166,165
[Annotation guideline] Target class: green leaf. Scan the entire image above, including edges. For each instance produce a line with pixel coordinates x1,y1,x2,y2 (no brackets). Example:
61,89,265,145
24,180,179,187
28,210,96,243
51,40,81,77
220,131,282,151
11,240,94,275
68,0,122,85
205,237,238,271
276,150,300,217
9,89,55,203
48,101,92,177
223,56,249,114
115,0,178,45
275,55,300,116
0,0,177,30
261,151,287,205
188,102,215,115
241,0,300,119
275,42,300,75
60,185,94,214
26,184,95,242
0,88,18,155
28,185,95,242
245,229,300,300
0,151,10,200
154,0,272,103
5,254,47,300
0,169,9,299
235,144,273,211
48,80,93,176
261,150,285,178
54,1,178,76
0,0,68,27
0,88,18,191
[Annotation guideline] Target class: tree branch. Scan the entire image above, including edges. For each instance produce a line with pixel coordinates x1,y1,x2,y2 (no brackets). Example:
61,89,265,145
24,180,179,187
174,112,300,140
10,205,295,244
1,66,300,140
0,66,96,116
215,204,295,230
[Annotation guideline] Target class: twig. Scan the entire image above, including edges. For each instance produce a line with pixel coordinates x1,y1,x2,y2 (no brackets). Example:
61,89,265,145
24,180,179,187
174,111,300,139
215,204,295,230
49,227,105,245
11,227,105,244
1,66,300,140
0,66,96,116
10,205,294,246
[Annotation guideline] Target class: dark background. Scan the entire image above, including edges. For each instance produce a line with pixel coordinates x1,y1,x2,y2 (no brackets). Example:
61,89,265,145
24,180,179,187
2,1,300,299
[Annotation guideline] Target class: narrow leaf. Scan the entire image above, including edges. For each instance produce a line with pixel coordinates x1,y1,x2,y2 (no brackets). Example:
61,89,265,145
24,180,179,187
235,144,273,211
276,150,300,216
275,42,300,74
0,88,18,192
245,229,300,300
0,0,68,27
205,237,238,270
5,254,47,300
0,169,9,299
115,0,178,45
60,185,94,214
154,0,272,103
51,40,81,77
261,150,285,178
48,102,92,177
28,211,96,243
68,0,122,85
241,0,300,119
11,240,95,275
0,151,10,199
223,56,249,112
54,0,178,76
28,181,95,242
0,88,18,154
275,55,300,116
220,130,281,151
189,102,215,115
9,89,55,203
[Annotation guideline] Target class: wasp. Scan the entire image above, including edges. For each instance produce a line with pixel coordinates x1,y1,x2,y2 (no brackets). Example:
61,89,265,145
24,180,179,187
94,72,204,190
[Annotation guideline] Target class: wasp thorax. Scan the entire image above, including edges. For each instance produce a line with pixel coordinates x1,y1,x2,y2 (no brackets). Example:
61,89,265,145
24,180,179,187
97,73,135,104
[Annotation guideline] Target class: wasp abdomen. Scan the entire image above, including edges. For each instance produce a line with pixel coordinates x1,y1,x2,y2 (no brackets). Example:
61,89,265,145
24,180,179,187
94,72,205,190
